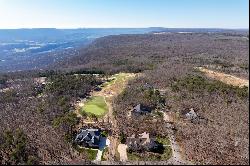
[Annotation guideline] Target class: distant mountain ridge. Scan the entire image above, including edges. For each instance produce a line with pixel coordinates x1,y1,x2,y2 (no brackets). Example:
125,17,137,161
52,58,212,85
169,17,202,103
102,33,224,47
0,28,161,72
0,28,248,73
0,28,163,42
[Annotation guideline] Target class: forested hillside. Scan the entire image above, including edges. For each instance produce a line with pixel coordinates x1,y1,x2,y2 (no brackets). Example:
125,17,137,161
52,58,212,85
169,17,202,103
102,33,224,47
1,32,249,165
58,32,249,164
59,33,249,78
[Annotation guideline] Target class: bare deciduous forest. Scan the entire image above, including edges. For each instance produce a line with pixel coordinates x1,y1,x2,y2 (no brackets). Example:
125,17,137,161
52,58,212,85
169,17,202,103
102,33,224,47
0,32,249,164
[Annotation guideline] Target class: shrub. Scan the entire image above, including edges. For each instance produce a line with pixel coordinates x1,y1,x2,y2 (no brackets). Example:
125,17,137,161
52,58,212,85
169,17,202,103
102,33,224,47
101,131,108,137
119,132,127,144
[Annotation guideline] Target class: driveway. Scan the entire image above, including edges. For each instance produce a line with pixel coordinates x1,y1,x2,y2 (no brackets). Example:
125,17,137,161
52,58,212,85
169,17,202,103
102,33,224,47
94,137,110,161
117,144,128,161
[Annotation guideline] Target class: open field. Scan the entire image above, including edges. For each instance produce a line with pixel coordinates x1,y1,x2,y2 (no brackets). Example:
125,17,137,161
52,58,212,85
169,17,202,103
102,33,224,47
196,67,249,87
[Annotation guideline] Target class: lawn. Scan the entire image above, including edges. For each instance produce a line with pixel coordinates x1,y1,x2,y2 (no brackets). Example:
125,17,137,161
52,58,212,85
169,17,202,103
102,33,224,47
81,96,108,116
74,146,98,160
84,148,98,160
155,136,172,160
156,136,171,145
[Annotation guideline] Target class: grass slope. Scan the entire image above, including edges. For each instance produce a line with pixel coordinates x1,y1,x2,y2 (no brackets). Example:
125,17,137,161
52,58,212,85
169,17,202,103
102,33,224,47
101,73,128,88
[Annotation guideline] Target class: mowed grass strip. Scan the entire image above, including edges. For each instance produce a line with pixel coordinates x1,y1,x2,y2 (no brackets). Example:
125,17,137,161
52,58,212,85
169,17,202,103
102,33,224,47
101,73,128,88
82,96,108,116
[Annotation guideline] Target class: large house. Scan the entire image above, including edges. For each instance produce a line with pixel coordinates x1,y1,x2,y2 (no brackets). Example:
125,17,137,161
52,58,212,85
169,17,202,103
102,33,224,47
126,132,163,153
75,129,101,149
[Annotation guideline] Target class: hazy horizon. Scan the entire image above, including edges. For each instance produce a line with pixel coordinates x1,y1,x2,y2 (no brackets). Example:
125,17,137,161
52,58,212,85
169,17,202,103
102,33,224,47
0,0,249,29
0,27,249,30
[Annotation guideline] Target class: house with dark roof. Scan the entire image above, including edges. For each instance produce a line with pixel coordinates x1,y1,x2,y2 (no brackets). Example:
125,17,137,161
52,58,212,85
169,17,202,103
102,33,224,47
132,104,152,115
74,129,101,149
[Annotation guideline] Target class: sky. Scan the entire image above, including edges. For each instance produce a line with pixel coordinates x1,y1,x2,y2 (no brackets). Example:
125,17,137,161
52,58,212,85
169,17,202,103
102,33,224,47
0,0,249,29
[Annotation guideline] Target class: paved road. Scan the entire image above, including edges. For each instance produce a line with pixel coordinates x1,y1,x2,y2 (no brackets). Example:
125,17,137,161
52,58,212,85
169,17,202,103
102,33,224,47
168,134,193,165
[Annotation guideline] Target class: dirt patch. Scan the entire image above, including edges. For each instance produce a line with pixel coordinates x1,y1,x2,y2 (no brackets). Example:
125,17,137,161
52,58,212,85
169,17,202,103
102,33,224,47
196,67,249,87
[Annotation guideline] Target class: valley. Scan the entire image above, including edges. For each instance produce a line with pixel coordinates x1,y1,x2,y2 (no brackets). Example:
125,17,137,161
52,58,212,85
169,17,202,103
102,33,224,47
0,28,161,73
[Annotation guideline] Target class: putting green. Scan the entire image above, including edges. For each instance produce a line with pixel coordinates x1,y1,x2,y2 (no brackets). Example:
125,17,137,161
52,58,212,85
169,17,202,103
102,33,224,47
81,96,108,116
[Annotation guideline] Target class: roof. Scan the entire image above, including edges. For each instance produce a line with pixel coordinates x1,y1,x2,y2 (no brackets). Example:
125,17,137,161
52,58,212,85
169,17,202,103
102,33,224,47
185,108,198,120
127,132,152,144
133,104,151,113
139,132,151,145
75,129,101,147
144,83,154,89
126,132,158,151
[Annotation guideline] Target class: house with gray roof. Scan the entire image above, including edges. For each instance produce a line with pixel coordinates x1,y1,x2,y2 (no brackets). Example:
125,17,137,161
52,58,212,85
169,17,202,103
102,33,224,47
185,108,198,120
75,129,101,149
185,108,207,124
133,104,152,115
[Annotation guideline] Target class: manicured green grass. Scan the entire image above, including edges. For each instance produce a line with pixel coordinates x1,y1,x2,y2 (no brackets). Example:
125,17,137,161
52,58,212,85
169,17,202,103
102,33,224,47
82,148,98,160
156,136,171,145
81,96,108,116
